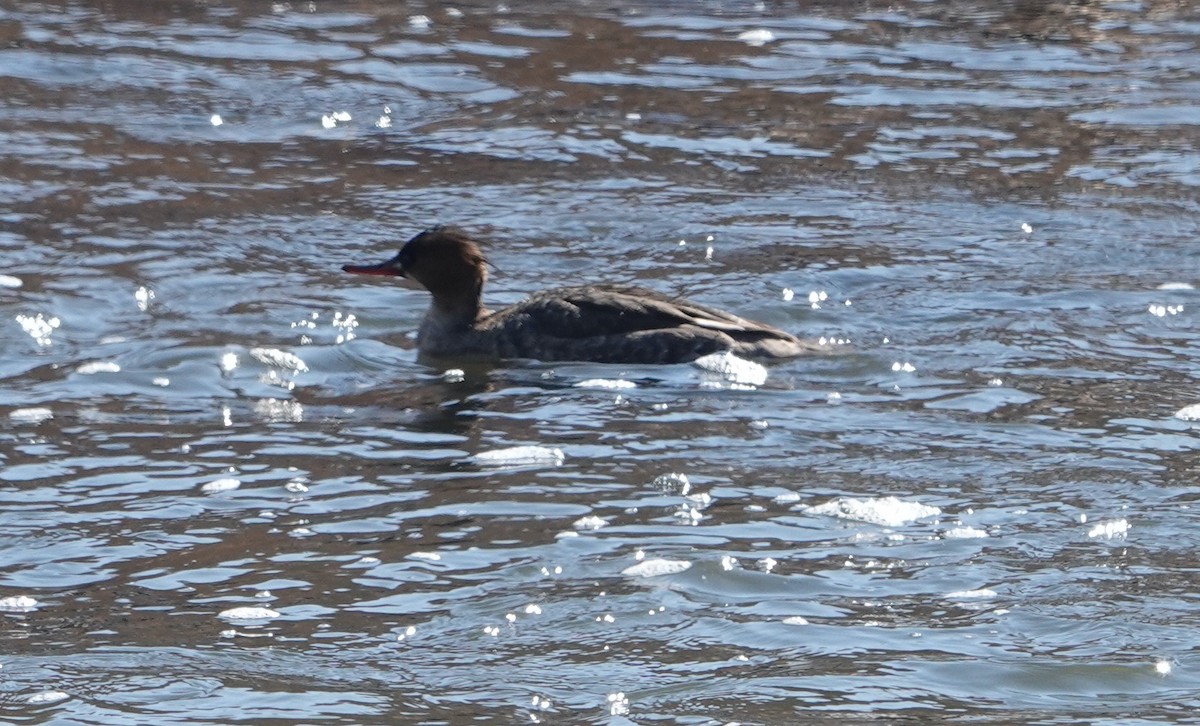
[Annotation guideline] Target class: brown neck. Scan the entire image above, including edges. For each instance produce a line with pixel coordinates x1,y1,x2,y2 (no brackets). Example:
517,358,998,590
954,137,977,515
428,285,484,327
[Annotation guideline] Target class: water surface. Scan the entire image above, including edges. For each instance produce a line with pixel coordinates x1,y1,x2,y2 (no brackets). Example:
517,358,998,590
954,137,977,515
3,0,1200,722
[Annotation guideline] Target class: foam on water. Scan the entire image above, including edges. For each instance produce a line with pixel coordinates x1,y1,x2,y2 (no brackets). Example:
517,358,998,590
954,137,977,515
653,472,691,494
467,445,565,468
253,398,304,422
736,26,775,44
804,496,942,526
945,588,998,600
200,477,241,494
8,407,52,424
218,606,281,621
572,515,607,531
1173,403,1200,421
944,526,988,538
76,361,120,375
575,378,637,389
692,351,768,387
621,559,692,577
0,595,39,612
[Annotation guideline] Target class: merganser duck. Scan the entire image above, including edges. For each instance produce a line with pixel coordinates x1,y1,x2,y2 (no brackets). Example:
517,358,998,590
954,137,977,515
343,226,825,364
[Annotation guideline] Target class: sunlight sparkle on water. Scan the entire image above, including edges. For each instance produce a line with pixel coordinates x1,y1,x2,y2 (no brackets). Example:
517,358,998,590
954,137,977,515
325,111,351,129
1087,519,1129,539
332,311,357,343
1148,303,1183,317
0,274,23,288
607,692,630,716
210,114,223,126
16,313,60,346
135,286,154,311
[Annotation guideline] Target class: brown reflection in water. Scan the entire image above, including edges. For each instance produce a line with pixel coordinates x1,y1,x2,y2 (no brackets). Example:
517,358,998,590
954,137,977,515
3,0,1195,258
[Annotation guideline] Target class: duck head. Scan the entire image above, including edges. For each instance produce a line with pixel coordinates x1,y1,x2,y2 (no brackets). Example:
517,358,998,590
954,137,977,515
343,225,488,314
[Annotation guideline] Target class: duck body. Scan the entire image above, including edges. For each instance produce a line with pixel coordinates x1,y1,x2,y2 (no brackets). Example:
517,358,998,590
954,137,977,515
344,226,823,365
